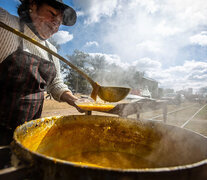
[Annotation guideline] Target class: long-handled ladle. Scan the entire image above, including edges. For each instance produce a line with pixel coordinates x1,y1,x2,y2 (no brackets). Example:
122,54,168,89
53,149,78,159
0,21,130,102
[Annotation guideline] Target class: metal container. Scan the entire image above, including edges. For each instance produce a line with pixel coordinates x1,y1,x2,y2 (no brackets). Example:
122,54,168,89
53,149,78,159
11,115,207,180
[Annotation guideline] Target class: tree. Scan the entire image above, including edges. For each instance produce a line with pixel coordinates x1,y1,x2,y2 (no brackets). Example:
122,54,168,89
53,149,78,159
62,50,146,95
63,50,92,94
87,54,108,84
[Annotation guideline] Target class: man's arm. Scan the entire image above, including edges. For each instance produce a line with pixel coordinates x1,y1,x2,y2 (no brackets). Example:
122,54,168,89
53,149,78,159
60,91,85,113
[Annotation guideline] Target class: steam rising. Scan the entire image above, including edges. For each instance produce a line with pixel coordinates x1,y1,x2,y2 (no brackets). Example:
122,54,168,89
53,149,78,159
52,31,73,44
72,0,207,91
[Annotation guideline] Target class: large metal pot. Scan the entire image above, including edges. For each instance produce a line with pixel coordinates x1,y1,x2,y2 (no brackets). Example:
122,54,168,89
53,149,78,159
11,115,207,180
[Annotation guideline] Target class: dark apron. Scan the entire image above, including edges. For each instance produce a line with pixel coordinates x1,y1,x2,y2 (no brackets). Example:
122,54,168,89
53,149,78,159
0,24,56,145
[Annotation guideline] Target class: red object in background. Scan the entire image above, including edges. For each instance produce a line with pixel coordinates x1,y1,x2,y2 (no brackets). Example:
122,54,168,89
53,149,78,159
130,89,141,96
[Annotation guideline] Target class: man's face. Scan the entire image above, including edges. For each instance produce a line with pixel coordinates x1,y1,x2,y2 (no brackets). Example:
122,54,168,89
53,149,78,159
29,3,63,39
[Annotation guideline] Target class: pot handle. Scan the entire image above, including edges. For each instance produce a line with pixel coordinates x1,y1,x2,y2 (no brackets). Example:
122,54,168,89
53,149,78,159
0,145,33,179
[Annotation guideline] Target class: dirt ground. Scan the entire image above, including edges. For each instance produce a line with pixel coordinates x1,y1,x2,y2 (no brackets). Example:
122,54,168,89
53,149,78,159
42,98,207,137
42,99,113,117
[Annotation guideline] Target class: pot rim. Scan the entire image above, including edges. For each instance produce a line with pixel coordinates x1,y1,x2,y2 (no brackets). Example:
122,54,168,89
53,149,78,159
12,115,207,173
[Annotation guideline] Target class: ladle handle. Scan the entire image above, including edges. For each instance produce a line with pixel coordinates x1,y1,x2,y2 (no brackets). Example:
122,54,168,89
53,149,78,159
0,21,97,88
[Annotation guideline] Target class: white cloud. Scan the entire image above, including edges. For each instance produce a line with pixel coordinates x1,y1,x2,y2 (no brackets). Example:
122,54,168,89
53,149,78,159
52,31,73,44
88,52,207,90
155,20,181,37
89,52,129,69
190,31,207,46
74,0,118,24
76,11,85,17
73,0,207,64
136,41,162,53
70,0,207,91
132,57,162,71
151,60,207,90
85,41,99,47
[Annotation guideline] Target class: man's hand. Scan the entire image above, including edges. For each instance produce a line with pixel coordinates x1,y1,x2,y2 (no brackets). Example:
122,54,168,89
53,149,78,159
60,91,85,113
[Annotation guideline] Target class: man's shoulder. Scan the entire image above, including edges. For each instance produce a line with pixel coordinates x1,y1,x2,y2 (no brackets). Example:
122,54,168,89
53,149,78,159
0,7,8,20
0,7,7,14
0,7,14,18
0,7,19,27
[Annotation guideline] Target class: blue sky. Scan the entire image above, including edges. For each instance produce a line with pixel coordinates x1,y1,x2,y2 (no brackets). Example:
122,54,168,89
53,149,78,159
1,0,207,92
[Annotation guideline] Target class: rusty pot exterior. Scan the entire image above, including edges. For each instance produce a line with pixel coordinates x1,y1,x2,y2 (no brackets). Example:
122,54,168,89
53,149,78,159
11,115,207,180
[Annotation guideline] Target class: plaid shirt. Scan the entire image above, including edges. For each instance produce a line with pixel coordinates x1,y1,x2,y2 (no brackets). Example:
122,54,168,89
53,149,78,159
0,7,71,101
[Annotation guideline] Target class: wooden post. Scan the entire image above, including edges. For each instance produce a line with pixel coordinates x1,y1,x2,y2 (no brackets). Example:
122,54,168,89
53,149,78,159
163,103,168,123
85,111,92,115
